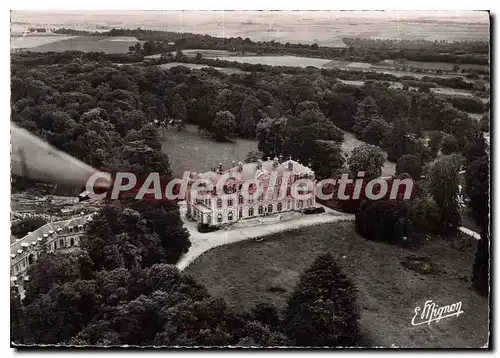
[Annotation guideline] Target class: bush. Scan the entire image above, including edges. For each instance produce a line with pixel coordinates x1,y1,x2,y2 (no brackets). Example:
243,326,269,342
283,254,361,347
303,207,325,215
479,116,489,132
250,302,281,330
411,197,441,234
396,154,422,180
197,223,219,233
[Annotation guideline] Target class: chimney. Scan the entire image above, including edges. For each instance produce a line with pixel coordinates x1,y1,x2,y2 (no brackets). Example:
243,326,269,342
218,163,223,174
273,156,279,168
257,159,263,169
238,161,243,172
267,156,271,162
308,157,312,168
232,160,236,168
279,154,283,163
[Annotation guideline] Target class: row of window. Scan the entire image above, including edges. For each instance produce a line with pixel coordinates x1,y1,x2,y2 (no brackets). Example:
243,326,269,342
204,191,306,209
211,199,310,223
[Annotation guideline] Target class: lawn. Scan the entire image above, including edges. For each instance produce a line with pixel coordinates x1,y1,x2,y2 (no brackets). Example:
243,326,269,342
161,125,258,176
185,221,489,348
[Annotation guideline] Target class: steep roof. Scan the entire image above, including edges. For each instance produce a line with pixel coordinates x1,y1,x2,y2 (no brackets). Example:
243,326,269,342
195,159,314,182
10,214,93,256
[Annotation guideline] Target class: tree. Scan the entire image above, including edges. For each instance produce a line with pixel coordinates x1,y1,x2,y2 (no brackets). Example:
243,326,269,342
426,154,462,234
311,140,344,180
171,93,187,126
142,41,153,56
463,130,489,297
83,206,166,271
175,50,184,61
361,118,391,147
441,134,459,155
479,115,490,132
284,102,344,164
352,96,380,138
411,197,441,235
240,95,262,138
428,131,443,157
250,302,281,331
24,251,94,305
283,254,361,347
473,229,489,296
211,110,237,142
11,287,25,344
396,154,422,180
138,123,162,150
23,278,100,344
245,150,264,163
356,199,416,244
347,144,385,180
465,134,487,166
465,155,489,226
256,117,288,158
386,119,424,163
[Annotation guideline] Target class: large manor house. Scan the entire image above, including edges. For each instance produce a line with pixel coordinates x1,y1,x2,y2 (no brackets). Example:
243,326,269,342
185,156,317,226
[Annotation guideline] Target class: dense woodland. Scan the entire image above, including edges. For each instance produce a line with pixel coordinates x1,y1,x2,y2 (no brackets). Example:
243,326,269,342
10,41,490,346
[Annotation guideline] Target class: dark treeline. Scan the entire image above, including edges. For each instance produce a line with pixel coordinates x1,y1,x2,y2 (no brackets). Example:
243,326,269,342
11,50,145,66
53,27,489,65
342,37,489,53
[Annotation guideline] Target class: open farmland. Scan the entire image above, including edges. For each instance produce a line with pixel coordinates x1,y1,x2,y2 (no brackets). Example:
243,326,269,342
185,221,488,348
12,35,143,53
12,11,489,45
10,35,77,50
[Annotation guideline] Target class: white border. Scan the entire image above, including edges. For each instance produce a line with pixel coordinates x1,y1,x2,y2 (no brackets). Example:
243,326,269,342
2,2,496,356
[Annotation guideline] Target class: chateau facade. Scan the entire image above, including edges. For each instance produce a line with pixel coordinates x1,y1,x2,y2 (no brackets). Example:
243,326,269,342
186,157,316,227
10,214,94,286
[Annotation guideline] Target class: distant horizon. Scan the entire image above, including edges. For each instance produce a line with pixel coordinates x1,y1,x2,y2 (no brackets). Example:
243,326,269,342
11,10,489,26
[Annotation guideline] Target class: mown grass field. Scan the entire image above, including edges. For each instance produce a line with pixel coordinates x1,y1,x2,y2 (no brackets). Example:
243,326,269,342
161,125,258,176
185,221,488,348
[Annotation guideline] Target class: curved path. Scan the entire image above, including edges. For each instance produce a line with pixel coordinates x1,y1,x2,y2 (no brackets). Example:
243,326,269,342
175,201,354,271
175,201,482,271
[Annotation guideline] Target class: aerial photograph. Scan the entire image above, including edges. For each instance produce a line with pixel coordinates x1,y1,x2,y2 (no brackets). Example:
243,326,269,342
10,10,490,348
